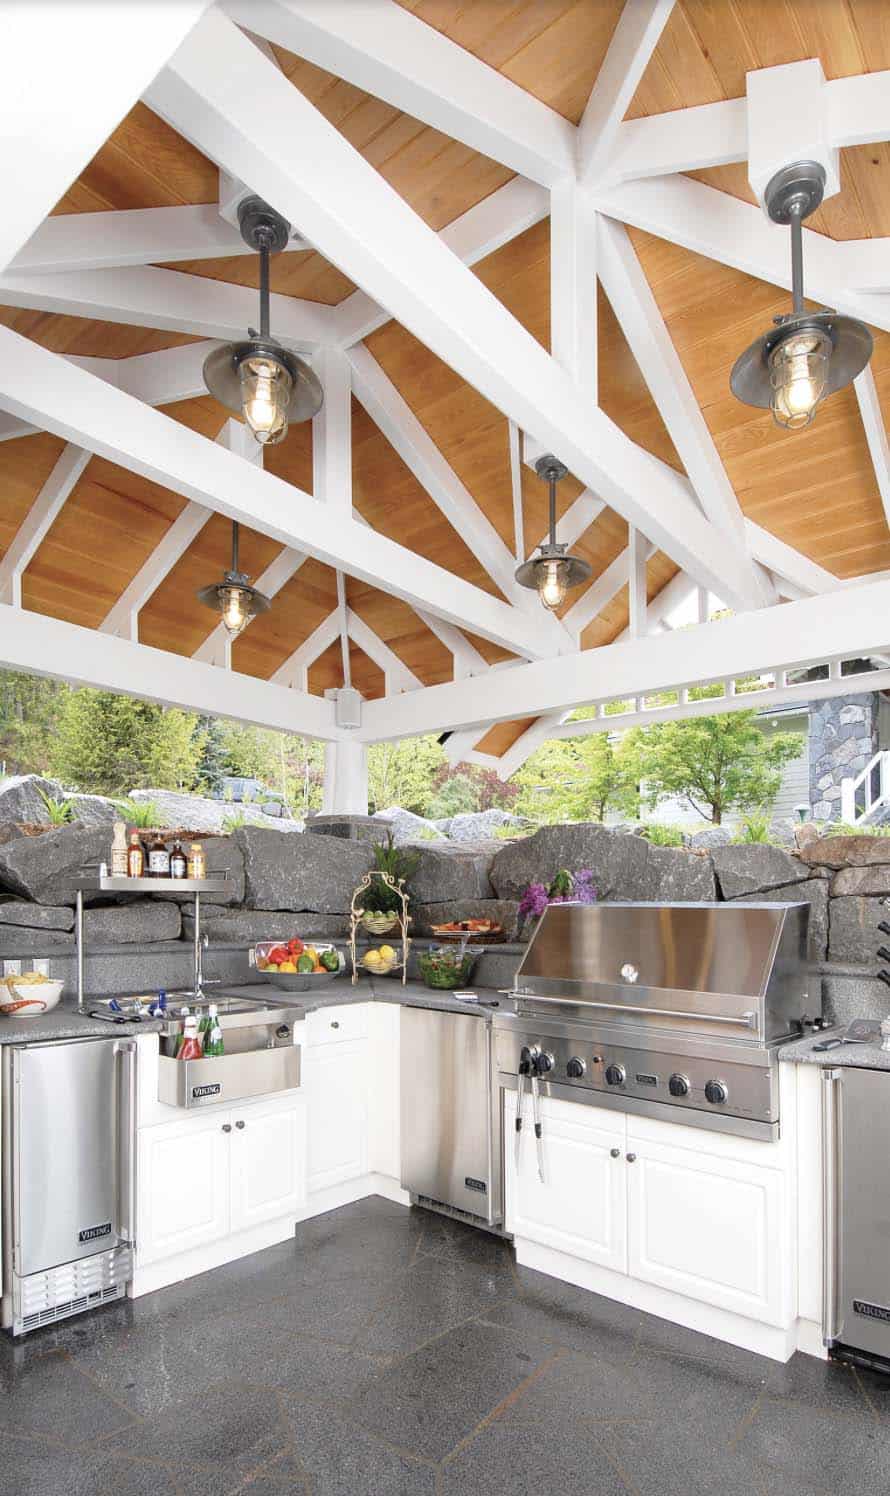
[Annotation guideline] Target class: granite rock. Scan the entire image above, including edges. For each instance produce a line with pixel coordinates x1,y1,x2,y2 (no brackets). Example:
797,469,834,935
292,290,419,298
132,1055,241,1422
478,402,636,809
0,925,73,955
410,900,523,941
128,787,304,835
730,879,828,962
0,825,110,904
405,841,498,904
0,901,74,931
447,810,532,842
689,827,732,850
306,814,390,845
373,807,445,844
84,901,181,945
182,909,351,943
68,794,119,827
490,823,650,902
644,846,716,902
828,896,888,964
710,843,809,899
154,836,244,904
0,774,62,826
234,826,373,912
794,822,821,850
831,864,890,897
799,835,890,869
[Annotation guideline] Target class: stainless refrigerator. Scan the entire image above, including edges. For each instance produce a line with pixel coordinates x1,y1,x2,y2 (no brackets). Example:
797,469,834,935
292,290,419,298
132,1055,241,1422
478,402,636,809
2,1036,136,1336
823,1065,890,1368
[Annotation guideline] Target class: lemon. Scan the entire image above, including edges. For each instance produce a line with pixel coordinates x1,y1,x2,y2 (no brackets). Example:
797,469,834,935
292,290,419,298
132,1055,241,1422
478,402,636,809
378,945,395,962
364,951,384,970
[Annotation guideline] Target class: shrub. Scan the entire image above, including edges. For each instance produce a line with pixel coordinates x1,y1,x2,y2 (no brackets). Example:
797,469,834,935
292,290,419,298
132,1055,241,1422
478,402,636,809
637,823,685,847
37,788,76,826
113,797,163,829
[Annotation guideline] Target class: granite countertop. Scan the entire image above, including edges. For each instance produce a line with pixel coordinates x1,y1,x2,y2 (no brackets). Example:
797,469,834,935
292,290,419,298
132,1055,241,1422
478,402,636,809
223,977,504,1019
0,998,165,1046
779,1027,890,1071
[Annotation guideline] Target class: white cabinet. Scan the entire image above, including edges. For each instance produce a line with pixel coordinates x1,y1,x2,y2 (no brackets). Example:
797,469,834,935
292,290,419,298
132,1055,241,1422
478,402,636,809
305,1041,368,1193
137,1111,231,1266
230,1097,306,1232
137,1095,305,1267
506,1093,627,1274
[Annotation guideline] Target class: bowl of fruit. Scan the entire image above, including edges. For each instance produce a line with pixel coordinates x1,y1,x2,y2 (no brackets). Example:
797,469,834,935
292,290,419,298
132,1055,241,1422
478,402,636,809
358,943,402,978
0,972,65,1016
252,938,346,990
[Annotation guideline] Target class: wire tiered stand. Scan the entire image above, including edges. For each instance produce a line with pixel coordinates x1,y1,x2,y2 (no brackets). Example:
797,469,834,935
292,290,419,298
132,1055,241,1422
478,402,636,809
349,870,410,986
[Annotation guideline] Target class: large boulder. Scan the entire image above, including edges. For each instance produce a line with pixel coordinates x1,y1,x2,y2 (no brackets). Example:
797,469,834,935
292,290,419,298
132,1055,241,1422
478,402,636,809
709,844,809,899
128,788,304,836
689,827,732,850
410,899,523,941
447,810,532,842
799,835,890,870
831,864,890,897
405,841,498,904
67,794,118,827
828,897,888,964
644,846,716,902
490,823,651,902
84,902,181,944
0,774,62,826
154,836,244,904
234,826,373,913
729,880,828,962
182,909,351,943
0,825,110,904
306,814,390,845
373,807,445,844
0,901,74,931
0,924,73,955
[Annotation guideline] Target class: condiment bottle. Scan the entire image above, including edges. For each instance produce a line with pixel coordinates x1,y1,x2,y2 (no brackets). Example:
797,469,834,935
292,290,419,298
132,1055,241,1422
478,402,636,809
187,841,207,879
177,1015,203,1062
203,1003,224,1058
127,830,144,878
147,831,170,879
111,821,129,878
169,840,187,879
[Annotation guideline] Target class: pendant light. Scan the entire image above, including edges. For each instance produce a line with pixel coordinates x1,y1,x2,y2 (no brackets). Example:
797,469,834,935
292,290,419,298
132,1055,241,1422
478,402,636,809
197,521,271,639
203,196,323,446
515,455,591,611
730,162,872,430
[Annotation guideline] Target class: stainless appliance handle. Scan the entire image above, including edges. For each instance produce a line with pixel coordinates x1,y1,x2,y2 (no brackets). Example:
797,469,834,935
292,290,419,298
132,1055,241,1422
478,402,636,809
114,1039,137,1244
822,1067,841,1345
515,992,757,1030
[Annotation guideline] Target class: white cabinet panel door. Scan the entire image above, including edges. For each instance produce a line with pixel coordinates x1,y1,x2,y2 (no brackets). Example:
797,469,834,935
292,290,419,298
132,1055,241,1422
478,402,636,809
627,1131,790,1327
505,1094,628,1274
230,1096,306,1232
137,1112,230,1266
305,1041,368,1194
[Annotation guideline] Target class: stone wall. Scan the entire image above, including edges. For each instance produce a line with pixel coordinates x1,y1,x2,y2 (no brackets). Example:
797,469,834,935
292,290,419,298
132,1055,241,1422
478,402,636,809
808,692,879,821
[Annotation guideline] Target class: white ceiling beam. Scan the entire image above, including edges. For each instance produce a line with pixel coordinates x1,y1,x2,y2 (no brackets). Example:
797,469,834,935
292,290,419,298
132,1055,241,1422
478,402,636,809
492,713,574,782
414,611,489,681
627,526,648,639
0,444,90,607
356,577,890,743
0,603,340,741
562,540,655,640
0,0,213,272
743,519,839,597
147,11,754,611
839,240,890,294
577,0,677,187
0,412,38,443
854,367,890,532
271,609,340,691
333,177,549,349
9,204,306,276
313,346,352,512
223,0,576,187
0,329,545,659
508,421,524,564
346,608,421,694
0,264,331,350
615,568,697,642
550,181,597,399
113,342,217,406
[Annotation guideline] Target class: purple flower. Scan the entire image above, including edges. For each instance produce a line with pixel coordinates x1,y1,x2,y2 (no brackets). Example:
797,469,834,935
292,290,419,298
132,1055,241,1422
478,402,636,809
518,881,549,921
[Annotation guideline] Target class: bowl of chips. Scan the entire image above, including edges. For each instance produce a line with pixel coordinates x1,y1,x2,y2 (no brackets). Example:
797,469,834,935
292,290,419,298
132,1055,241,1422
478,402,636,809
0,972,64,1016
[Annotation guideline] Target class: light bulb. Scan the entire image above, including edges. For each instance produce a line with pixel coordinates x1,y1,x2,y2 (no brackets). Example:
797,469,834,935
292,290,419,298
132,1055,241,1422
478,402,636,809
538,558,568,612
220,585,250,638
239,355,292,445
769,329,830,431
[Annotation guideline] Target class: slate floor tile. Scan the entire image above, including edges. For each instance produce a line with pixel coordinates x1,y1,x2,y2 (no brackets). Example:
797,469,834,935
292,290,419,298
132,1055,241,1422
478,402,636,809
735,1394,890,1495
0,1435,181,1496
602,1416,767,1496
0,1348,137,1447
494,1348,645,1427
350,1321,556,1462
352,1253,512,1360
763,1350,874,1417
439,1419,630,1496
277,1398,438,1496
481,1270,642,1365
101,1379,287,1475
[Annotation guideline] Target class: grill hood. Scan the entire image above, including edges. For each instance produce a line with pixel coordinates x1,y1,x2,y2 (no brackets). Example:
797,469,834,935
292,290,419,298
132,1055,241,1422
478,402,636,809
513,902,811,1043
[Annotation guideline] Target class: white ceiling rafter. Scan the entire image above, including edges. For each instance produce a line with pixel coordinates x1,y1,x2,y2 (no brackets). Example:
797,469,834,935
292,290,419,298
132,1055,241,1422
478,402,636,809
0,444,90,607
271,610,340,691
345,609,421,696
854,368,890,533
577,0,677,188
222,0,576,187
194,543,306,669
0,0,214,272
145,9,759,611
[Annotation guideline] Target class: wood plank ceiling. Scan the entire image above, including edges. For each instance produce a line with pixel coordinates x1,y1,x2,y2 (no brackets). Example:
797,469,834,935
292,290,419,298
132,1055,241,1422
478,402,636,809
1,0,889,753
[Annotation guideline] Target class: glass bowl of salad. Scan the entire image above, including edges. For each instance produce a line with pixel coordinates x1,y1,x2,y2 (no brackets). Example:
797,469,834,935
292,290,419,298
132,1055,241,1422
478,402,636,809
417,944,483,990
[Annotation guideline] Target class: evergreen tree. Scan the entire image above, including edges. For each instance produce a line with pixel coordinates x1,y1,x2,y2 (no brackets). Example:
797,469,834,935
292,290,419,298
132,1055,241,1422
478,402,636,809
48,689,202,794
195,714,228,795
0,669,69,776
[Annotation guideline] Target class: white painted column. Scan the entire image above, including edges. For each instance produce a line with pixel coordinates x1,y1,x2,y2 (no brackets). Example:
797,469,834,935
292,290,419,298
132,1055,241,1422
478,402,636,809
322,738,368,815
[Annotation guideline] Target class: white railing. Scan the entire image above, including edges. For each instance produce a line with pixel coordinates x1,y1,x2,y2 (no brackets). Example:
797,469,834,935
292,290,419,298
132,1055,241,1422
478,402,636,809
841,750,890,825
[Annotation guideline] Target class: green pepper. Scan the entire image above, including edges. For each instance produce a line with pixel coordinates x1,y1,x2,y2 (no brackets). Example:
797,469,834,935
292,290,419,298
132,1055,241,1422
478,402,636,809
320,949,340,972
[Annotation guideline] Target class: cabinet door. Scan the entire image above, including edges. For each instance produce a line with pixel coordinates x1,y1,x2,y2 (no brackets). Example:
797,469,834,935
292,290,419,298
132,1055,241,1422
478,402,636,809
230,1096,306,1232
137,1113,230,1266
626,1130,790,1326
505,1094,628,1274
305,1041,368,1193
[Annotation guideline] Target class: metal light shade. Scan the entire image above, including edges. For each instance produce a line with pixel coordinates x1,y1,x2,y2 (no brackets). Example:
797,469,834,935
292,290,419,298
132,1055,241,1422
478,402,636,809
730,161,872,429
197,521,271,639
515,456,591,610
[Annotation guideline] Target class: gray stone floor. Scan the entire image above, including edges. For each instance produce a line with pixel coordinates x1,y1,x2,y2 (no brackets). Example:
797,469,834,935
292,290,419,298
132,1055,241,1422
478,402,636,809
2,1196,888,1495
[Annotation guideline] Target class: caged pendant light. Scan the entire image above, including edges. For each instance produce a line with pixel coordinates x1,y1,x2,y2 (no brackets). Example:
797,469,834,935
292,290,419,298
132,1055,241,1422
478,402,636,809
515,455,591,611
730,162,872,431
203,196,323,446
197,521,271,640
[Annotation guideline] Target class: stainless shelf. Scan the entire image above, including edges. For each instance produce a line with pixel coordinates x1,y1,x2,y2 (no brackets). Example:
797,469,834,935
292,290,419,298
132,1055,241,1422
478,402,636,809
78,875,232,894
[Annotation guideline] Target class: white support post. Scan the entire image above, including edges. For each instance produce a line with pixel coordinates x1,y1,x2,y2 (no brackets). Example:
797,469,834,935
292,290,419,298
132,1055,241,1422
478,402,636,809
508,421,525,563
628,527,648,639
322,736,368,815
336,571,351,689
562,540,655,642
550,180,598,400
577,0,677,188
0,444,90,606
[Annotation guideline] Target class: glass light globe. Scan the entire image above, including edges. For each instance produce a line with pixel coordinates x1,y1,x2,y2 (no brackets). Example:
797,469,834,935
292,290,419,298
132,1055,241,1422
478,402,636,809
538,558,569,612
768,328,831,431
239,355,293,445
219,584,251,638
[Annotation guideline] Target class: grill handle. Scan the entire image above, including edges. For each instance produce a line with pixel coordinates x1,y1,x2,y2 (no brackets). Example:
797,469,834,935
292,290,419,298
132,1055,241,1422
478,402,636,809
514,992,758,1031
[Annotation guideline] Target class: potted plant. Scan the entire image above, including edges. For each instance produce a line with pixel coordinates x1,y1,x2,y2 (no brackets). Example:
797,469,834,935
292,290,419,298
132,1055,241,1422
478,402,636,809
359,834,420,935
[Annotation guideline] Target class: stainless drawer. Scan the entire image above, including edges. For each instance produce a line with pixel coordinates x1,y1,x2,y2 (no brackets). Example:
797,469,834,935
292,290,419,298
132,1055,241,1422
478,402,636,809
158,1045,300,1108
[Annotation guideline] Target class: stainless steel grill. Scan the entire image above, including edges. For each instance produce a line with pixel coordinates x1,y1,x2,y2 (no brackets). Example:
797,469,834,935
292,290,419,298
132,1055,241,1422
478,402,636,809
494,902,816,1141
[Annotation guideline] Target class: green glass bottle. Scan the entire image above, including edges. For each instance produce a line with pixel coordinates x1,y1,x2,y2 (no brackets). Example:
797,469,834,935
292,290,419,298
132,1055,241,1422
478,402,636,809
204,1011,224,1058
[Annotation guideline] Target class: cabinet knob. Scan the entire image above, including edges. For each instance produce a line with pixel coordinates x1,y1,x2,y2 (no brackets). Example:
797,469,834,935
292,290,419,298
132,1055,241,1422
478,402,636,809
626,1152,637,1163
610,1147,620,1159
330,1020,340,1029
222,1123,232,1133
235,1119,246,1130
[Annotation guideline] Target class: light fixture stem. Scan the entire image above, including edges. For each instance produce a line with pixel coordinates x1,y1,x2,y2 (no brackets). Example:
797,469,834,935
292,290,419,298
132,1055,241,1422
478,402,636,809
789,207,805,317
259,241,271,338
548,473,557,548
231,520,240,574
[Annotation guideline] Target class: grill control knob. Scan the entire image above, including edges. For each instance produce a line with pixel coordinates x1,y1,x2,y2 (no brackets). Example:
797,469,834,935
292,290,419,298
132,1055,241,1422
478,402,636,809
668,1073,690,1098
536,1051,554,1074
705,1079,729,1105
566,1056,587,1079
605,1063,626,1087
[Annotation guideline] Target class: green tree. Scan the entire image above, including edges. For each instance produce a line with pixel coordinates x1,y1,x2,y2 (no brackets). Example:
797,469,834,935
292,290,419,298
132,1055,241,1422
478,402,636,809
626,711,802,825
0,668,69,776
196,714,229,795
367,735,446,814
48,689,202,794
514,733,638,824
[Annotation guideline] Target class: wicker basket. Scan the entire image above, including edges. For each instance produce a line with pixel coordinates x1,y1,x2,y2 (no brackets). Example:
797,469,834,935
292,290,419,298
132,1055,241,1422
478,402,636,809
360,910,401,936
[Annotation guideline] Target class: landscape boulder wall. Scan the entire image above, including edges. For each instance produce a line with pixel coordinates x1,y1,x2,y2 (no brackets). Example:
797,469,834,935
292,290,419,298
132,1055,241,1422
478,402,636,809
709,844,811,900
488,823,718,904
728,880,829,962
827,896,890,963
234,825,373,913
798,835,890,869
643,845,716,903
405,842,498,905
0,775,67,826
0,826,111,904
182,909,351,942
